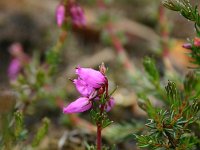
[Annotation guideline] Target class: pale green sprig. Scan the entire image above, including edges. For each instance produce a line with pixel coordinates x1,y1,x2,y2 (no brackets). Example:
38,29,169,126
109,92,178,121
162,0,200,27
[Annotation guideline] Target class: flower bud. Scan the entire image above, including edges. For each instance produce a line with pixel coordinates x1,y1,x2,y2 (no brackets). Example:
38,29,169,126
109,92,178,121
105,97,115,112
99,62,107,75
182,43,192,49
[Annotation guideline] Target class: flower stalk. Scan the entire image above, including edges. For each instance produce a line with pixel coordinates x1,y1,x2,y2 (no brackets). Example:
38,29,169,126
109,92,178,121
97,121,102,150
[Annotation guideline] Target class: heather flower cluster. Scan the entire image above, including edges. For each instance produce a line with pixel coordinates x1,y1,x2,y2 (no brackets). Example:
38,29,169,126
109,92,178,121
69,4,86,26
56,1,86,28
63,65,115,114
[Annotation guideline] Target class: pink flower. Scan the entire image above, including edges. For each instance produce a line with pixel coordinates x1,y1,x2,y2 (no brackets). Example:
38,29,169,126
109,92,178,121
73,78,95,97
76,67,106,89
63,66,110,114
8,58,22,81
70,4,86,26
56,4,65,27
63,97,92,113
104,97,115,112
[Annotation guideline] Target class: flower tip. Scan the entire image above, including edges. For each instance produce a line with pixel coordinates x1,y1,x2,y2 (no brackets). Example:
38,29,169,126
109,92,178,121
99,62,107,74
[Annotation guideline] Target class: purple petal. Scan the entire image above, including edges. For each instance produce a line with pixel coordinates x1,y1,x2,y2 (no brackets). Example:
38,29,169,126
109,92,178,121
63,97,92,114
56,4,65,27
8,58,21,81
73,78,95,96
105,97,115,112
76,67,106,88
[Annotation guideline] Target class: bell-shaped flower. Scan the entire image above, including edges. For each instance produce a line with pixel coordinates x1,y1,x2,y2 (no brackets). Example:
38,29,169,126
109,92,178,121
73,78,95,97
56,4,65,27
104,97,115,112
63,97,92,114
76,67,106,89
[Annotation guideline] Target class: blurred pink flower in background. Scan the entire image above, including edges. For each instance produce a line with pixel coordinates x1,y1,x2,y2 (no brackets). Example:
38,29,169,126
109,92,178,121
56,4,65,27
8,58,22,81
70,4,86,26
9,42,23,57
194,37,200,47
182,43,192,49
7,42,29,81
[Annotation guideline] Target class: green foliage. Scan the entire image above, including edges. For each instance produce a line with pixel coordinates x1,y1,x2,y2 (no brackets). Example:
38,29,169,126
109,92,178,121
136,50,200,149
0,111,28,149
90,109,113,129
162,0,200,27
104,120,144,143
188,41,200,69
163,0,200,69
165,81,180,106
85,144,114,150
46,50,61,72
136,81,200,149
138,94,157,118
32,117,50,147
184,71,200,99
143,56,160,86
1,26,66,149
139,57,165,100
90,92,114,130
14,111,28,141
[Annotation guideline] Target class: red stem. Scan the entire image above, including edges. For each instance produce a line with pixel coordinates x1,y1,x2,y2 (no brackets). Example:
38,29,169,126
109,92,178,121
96,80,108,150
97,124,102,150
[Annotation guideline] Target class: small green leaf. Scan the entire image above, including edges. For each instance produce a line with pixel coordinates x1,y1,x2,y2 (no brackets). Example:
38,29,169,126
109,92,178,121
14,111,24,139
32,117,50,147
143,57,160,85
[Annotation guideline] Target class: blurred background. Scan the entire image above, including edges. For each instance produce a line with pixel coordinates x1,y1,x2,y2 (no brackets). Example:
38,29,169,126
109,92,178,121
0,0,199,149
0,0,197,85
